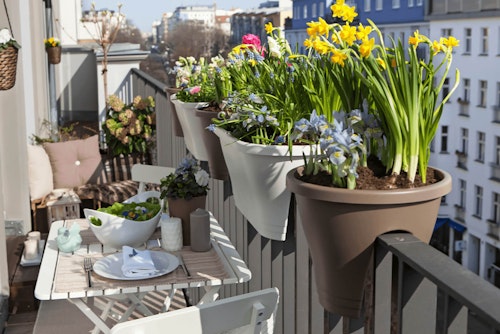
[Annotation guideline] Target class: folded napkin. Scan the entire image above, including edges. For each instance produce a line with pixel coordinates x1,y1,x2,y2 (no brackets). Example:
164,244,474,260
121,246,158,278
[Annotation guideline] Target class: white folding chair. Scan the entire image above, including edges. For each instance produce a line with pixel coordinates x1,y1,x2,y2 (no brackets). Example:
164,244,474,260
110,288,279,334
131,163,175,193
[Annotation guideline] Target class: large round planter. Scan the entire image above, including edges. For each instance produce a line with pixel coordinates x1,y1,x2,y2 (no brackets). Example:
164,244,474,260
286,166,452,317
170,95,210,161
167,195,207,246
195,109,229,181
166,88,183,137
214,127,310,241
84,191,162,249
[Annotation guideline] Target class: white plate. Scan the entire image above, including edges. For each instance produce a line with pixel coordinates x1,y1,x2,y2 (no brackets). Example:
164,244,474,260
93,251,179,280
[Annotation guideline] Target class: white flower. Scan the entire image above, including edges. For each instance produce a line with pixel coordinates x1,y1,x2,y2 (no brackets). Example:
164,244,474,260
0,28,12,45
194,169,210,187
267,36,282,58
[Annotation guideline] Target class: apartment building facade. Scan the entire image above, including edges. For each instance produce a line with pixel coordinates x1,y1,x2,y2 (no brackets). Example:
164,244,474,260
426,0,500,288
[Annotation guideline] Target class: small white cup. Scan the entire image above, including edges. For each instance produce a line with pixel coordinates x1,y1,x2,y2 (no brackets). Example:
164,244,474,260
160,214,183,252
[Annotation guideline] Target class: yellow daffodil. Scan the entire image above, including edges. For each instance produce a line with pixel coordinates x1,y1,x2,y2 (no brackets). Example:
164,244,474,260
443,36,459,49
265,22,273,34
408,30,423,47
340,23,357,46
356,24,372,41
314,40,332,55
376,57,386,70
432,39,444,54
317,17,330,37
342,5,358,23
331,49,347,66
359,38,375,58
303,38,314,49
331,0,346,18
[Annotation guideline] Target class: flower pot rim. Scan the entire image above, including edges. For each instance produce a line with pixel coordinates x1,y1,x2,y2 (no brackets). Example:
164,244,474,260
286,166,452,205
214,127,311,157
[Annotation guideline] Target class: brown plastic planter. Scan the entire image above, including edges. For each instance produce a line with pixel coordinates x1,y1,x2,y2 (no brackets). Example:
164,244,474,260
286,166,452,317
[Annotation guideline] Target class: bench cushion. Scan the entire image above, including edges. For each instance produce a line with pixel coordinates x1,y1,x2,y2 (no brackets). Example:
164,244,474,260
27,145,54,201
43,135,102,189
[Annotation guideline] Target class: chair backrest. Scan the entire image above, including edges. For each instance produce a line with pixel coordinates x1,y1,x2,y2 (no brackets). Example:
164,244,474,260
131,164,175,193
110,288,279,334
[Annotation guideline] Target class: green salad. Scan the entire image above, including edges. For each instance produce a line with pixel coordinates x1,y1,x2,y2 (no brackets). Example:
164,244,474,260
89,198,161,226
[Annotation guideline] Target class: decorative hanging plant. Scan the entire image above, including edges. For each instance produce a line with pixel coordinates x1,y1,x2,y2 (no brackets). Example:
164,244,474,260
44,36,61,64
0,27,21,90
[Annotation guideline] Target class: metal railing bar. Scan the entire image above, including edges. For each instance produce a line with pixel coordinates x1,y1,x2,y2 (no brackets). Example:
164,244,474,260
377,233,500,330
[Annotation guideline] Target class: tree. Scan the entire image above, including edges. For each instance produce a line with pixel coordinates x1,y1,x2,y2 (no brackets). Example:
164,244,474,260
81,4,125,109
166,22,230,62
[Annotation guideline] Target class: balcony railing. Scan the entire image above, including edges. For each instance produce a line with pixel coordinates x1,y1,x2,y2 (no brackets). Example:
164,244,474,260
128,69,500,334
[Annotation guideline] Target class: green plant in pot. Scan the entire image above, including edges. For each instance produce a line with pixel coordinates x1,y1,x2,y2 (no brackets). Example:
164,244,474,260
285,0,458,317
103,95,156,157
160,156,209,245
170,56,229,179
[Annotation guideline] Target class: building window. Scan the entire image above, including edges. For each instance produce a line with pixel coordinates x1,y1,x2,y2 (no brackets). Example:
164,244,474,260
303,4,308,19
461,128,468,154
479,80,487,107
477,131,485,163
441,125,448,152
312,3,317,17
459,179,466,208
495,136,500,165
319,2,324,17
443,77,450,101
481,27,489,54
364,0,371,12
408,0,414,7
441,28,452,37
496,82,500,108
393,0,400,8
474,185,483,218
376,0,383,10
462,78,470,102
416,0,423,5
493,192,500,224
464,28,471,54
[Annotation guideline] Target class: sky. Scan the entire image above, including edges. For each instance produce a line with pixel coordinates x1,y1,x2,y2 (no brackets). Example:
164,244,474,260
82,0,266,33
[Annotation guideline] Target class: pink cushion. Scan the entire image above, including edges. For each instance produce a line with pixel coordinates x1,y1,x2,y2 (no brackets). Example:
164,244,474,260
43,135,102,188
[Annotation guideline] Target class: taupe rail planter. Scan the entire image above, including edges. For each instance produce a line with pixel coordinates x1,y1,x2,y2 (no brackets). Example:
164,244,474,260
166,88,183,137
286,166,452,317
195,109,229,181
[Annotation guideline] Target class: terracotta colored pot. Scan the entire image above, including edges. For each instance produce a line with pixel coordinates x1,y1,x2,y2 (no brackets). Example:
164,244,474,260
166,88,183,137
286,166,452,317
167,195,207,246
195,109,229,181
46,46,61,64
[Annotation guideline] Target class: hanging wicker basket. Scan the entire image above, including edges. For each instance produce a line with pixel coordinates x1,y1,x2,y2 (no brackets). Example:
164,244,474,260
46,46,61,65
0,46,19,90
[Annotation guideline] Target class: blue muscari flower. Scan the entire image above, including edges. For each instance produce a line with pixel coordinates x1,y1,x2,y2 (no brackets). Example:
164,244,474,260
270,72,275,79
207,124,216,132
257,114,264,123
255,70,260,78
256,54,265,62
274,136,285,144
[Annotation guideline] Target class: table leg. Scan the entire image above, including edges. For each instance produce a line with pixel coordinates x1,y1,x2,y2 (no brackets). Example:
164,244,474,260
197,286,221,305
68,298,111,334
